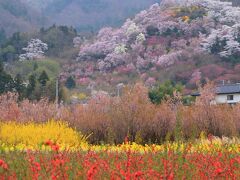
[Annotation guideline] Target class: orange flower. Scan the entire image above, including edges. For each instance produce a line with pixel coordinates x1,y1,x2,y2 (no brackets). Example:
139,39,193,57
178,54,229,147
182,16,190,22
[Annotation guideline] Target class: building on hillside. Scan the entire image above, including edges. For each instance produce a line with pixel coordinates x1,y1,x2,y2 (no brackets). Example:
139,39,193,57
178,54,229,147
192,83,240,105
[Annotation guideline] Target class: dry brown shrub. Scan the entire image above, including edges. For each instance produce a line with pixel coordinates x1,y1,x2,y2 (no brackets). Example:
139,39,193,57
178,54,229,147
0,82,239,144
0,93,20,121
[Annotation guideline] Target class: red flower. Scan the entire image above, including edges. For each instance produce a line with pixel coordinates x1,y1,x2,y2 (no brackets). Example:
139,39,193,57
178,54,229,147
0,159,8,170
87,165,98,180
45,140,53,146
51,145,60,152
134,171,144,178
168,172,174,180
215,168,223,175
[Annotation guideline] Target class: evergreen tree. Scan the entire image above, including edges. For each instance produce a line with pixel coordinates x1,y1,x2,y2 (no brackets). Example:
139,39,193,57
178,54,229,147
27,74,36,98
14,74,26,100
0,28,6,45
33,62,39,71
0,61,14,94
148,81,183,104
65,76,76,89
38,70,49,87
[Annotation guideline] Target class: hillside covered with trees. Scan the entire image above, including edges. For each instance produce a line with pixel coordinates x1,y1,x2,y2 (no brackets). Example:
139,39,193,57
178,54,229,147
1,0,240,101
58,0,240,94
0,0,43,35
0,0,159,35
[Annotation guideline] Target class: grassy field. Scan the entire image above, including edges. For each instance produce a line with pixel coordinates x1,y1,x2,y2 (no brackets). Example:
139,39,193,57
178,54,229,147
5,59,61,80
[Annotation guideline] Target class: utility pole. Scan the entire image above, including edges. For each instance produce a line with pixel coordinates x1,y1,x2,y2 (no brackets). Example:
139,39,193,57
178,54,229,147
55,76,59,109
117,83,124,97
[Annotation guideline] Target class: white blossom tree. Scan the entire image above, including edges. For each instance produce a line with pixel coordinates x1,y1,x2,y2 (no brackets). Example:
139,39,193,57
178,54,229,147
73,0,240,78
202,24,240,58
19,39,48,61
73,37,83,48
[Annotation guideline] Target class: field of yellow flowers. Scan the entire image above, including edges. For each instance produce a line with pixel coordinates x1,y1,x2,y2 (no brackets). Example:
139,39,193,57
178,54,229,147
0,120,240,179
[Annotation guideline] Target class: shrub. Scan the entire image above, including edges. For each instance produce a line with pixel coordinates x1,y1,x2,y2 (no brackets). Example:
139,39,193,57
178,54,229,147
148,81,183,104
0,120,87,150
0,83,239,144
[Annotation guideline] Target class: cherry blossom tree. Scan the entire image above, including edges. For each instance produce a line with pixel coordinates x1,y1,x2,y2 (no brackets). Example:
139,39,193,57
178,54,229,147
73,37,84,48
70,0,240,84
202,24,240,58
19,39,48,61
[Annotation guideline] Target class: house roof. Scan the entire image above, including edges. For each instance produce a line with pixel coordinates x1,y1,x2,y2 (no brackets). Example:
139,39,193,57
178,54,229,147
216,84,240,94
191,83,240,96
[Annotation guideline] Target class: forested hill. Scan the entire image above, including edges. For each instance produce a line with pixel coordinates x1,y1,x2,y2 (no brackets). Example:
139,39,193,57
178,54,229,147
0,0,159,35
1,0,240,99
44,0,159,31
1,0,239,36
61,0,240,92
0,0,43,35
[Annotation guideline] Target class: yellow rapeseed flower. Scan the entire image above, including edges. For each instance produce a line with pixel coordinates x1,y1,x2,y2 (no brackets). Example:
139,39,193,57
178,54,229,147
0,120,88,151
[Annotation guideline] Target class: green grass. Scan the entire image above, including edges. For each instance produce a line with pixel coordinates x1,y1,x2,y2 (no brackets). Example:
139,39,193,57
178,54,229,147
6,59,61,80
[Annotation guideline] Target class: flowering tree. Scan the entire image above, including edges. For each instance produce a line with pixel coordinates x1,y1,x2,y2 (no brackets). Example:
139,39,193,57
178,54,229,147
193,0,240,62
66,0,240,88
73,37,83,48
19,39,48,61
202,24,240,58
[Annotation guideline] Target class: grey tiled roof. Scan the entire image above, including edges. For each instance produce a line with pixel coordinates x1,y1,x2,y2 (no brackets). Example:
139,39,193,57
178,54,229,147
216,84,240,94
191,84,240,96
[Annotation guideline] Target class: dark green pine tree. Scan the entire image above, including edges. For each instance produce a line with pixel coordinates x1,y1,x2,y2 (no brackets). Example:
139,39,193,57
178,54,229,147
33,62,39,71
0,28,6,45
27,74,37,98
65,76,76,89
38,70,49,87
14,74,26,100
0,61,14,94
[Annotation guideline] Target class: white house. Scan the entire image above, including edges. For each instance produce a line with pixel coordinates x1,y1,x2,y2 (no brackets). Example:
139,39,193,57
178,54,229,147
192,83,240,105
214,84,240,105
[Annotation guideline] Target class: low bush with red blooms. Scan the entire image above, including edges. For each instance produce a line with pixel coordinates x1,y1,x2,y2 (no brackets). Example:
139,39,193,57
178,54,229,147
0,143,240,179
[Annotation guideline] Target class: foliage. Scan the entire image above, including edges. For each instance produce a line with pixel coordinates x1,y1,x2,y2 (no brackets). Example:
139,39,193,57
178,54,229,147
0,61,14,94
39,25,77,57
0,83,239,144
0,0,28,17
13,74,26,100
0,32,29,62
0,121,88,150
0,138,240,178
0,0,42,35
68,2,208,88
0,26,78,62
202,25,240,63
175,6,207,21
146,25,159,36
0,59,64,101
65,76,76,89
21,0,160,33
149,81,183,104
38,70,49,87
19,39,48,61
26,74,36,98
0,29,6,46
6,59,60,80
